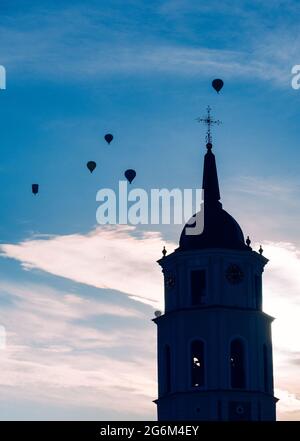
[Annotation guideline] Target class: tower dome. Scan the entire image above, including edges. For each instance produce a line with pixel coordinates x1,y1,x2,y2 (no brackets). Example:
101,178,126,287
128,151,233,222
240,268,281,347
178,142,248,252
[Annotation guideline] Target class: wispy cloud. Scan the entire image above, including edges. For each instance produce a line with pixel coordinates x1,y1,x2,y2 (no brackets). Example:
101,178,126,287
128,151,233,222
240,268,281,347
223,175,300,246
0,225,176,308
0,3,296,85
227,175,300,199
274,389,300,420
0,279,156,419
257,241,300,420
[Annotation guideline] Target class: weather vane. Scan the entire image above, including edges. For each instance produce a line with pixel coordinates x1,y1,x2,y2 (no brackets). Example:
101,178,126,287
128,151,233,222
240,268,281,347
196,105,221,144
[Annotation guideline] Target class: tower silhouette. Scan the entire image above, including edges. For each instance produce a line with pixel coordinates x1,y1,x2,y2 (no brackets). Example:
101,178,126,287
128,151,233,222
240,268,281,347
154,127,277,421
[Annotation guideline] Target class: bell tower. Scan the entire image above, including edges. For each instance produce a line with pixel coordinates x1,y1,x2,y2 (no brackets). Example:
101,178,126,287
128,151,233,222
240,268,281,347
154,111,277,421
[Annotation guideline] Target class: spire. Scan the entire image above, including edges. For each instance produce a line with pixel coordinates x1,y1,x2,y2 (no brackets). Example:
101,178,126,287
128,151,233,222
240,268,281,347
196,106,222,206
179,106,248,252
202,142,221,205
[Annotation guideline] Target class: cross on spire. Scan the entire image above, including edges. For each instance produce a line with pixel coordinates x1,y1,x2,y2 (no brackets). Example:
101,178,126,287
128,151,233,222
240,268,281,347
196,105,221,145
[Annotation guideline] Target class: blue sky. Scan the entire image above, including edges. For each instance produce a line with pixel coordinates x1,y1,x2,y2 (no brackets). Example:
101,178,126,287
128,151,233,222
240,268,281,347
0,0,299,420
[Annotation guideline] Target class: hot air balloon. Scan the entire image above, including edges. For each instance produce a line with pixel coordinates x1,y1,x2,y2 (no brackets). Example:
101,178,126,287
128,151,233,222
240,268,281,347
124,169,136,184
87,161,96,173
104,133,113,144
32,184,39,195
212,79,224,93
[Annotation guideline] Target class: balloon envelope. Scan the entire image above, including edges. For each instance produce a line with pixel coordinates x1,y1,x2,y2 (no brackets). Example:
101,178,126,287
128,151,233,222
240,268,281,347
87,161,96,173
124,169,136,184
32,184,39,195
104,133,113,144
212,78,224,93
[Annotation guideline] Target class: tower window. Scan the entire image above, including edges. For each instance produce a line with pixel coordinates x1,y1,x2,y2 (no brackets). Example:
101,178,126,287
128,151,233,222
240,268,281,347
191,340,205,387
164,345,171,394
191,270,206,305
230,338,246,389
263,344,269,393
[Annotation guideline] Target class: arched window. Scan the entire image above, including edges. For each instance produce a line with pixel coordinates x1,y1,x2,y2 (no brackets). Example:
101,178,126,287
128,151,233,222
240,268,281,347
263,344,269,393
230,338,246,389
191,340,205,387
164,345,171,394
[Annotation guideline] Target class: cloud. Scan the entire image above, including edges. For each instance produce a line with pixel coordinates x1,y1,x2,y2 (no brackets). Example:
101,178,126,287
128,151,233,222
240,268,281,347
227,175,300,199
256,241,300,420
275,389,300,420
0,3,295,85
0,225,176,308
223,176,300,247
0,280,142,320
1,227,300,418
0,279,157,419
257,242,300,357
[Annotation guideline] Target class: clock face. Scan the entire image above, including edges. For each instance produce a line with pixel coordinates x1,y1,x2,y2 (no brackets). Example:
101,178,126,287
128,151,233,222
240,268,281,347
165,273,175,289
226,264,244,284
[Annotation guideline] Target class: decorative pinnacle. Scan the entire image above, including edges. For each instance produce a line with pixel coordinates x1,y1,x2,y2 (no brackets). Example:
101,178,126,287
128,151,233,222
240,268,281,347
196,105,221,145
162,246,167,257
259,245,263,255
246,236,251,247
